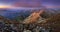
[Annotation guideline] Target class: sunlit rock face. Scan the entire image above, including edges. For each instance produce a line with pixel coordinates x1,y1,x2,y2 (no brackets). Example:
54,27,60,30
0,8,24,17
23,8,60,24
23,9,46,24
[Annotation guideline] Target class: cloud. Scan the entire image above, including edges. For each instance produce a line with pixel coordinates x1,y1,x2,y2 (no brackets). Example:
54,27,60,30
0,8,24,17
0,0,60,8
45,5,60,8
12,0,41,8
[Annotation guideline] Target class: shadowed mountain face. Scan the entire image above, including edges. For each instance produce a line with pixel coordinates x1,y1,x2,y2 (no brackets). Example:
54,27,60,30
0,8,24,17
0,9,32,19
0,8,60,19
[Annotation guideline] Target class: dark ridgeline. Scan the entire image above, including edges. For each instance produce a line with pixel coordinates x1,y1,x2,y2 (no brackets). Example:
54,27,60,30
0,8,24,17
38,14,60,32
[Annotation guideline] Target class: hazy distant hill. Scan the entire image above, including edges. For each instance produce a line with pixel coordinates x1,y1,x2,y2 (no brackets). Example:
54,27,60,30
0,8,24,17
0,9,32,19
0,8,60,19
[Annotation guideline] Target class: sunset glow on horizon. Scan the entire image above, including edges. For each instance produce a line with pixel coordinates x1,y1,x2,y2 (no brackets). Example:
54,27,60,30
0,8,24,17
0,0,60,9
0,4,13,8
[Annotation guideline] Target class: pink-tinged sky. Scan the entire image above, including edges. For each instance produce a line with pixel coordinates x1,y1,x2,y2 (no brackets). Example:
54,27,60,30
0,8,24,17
0,0,60,8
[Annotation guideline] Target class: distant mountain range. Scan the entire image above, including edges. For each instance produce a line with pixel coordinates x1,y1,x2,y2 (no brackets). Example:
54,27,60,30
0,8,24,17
0,9,32,19
0,8,60,19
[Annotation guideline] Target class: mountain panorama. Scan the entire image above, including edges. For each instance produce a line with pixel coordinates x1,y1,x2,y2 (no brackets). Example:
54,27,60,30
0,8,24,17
0,0,60,32
0,8,60,19
0,8,60,32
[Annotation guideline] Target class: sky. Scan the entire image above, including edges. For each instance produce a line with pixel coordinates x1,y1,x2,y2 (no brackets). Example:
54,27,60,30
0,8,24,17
0,0,60,18
0,0,60,8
